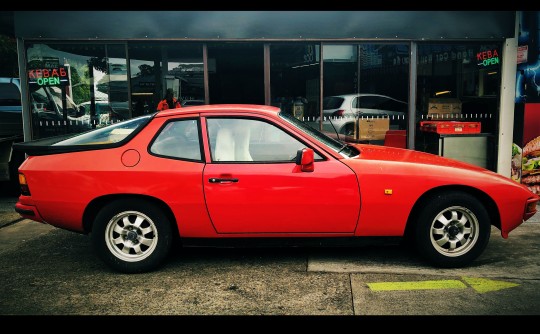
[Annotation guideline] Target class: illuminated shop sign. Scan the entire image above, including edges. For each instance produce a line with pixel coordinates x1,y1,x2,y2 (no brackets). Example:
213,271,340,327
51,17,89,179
28,66,69,86
477,49,499,67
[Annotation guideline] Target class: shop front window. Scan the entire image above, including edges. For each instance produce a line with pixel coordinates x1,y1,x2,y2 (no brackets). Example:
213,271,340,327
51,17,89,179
415,43,502,171
25,43,129,140
321,43,410,146
270,43,321,121
129,42,204,116
207,43,264,105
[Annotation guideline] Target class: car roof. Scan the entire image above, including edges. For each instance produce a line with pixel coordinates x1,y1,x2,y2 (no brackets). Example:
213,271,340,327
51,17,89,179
326,93,406,103
328,93,391,98
182,99,205,103
0,77,20,88
156,104,281,117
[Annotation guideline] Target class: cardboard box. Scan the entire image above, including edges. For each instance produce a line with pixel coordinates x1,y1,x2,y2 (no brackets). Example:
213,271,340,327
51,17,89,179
358,118,390,140
427,98,462,117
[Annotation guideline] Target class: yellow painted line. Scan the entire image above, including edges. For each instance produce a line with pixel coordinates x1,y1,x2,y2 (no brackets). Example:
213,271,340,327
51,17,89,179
366,277,520,293
462,277,520,294
367,280,467,291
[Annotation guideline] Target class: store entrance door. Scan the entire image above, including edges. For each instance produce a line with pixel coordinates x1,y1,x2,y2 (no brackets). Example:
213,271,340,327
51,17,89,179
207,43,264,104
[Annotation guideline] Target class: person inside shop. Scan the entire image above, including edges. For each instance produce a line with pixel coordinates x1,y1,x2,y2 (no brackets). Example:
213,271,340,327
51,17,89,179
157,88,181,111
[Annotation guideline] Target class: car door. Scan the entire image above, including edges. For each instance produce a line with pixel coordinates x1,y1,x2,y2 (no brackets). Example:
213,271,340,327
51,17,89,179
202,116,360,234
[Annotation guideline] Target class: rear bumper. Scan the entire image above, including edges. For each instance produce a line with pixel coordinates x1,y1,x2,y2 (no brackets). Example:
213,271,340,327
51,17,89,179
15,202,45,223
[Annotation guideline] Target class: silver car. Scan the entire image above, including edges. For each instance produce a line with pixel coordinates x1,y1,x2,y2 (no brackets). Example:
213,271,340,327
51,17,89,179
319,93,407,137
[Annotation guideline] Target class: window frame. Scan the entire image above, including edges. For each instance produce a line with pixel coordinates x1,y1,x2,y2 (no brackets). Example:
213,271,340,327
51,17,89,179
205,115,326,164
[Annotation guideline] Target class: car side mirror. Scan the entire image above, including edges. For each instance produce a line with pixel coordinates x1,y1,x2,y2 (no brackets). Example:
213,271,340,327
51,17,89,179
295,148,314,172
68,106,86,118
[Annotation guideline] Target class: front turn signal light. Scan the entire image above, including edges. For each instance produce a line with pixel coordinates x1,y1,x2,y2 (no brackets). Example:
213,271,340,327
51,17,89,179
524,198,538,220
527,200,537,213
19,173,31,196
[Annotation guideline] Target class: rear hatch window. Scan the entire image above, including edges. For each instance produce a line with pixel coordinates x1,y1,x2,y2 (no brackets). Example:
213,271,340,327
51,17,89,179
14,114,155,156
323,96,344,109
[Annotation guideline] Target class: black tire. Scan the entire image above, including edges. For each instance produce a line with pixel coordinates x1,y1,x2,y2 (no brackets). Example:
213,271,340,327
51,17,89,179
91,199,173,274
341,123,355,137
413,191,491,268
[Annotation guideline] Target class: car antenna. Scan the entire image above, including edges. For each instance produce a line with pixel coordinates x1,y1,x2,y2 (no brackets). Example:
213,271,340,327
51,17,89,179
328,117,341,142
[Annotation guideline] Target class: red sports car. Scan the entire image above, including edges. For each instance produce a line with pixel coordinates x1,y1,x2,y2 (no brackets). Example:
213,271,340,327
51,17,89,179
14,104,539,273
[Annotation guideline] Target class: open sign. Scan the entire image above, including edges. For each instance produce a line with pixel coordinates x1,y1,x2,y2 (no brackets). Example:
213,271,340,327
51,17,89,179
28,66,70,87
476,49,500,67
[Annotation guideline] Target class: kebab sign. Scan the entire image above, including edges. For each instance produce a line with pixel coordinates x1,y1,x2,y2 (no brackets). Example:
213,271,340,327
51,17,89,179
28,66,70,87
477,49,499,67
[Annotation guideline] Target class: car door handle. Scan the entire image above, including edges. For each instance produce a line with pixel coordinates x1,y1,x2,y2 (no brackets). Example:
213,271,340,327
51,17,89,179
209,178,239,183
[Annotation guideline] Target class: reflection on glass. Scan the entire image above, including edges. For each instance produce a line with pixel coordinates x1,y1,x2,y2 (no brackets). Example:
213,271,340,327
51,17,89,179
129,43,204,116
321,44,409,144
270,43,320,121
26,43,129,139
416,43,502,133
415,43,502,171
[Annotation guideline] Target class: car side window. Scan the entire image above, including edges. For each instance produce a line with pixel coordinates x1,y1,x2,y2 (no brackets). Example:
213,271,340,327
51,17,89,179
382,99,407,113
207,118,322,163
150,119,201,161
358,96,383,109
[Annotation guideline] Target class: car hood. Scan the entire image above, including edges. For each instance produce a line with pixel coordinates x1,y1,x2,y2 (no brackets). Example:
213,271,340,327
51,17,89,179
339,143,537,197
348,144,488,172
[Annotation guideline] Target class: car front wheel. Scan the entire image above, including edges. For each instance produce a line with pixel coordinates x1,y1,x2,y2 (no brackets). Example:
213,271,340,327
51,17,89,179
340,123,355,137
413,191,491,268
91,199,173,273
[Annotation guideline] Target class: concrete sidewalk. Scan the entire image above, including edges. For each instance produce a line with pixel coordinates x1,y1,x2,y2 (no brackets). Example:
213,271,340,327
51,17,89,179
0,196,23,229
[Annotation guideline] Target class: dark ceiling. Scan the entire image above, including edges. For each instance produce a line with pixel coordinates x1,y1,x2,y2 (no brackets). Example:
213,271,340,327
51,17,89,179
0,11,14,36
13,11,515,40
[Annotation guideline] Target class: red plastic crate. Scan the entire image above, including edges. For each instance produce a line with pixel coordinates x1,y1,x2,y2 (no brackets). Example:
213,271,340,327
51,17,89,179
420,121,481,134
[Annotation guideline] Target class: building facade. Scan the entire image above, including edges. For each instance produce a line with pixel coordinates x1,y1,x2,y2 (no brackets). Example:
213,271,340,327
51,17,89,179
13,11,519,177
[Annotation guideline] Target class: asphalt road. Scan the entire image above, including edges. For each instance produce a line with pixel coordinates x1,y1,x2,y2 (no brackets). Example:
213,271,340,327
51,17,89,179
1,195,540,317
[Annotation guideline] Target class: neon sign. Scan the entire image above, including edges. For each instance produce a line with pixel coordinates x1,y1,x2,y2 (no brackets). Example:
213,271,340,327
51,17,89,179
477,49,500,67
28,66,69,86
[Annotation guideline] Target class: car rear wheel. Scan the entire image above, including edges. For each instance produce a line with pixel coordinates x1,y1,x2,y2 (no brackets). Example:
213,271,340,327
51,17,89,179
413,191,491,268
91,199,173,273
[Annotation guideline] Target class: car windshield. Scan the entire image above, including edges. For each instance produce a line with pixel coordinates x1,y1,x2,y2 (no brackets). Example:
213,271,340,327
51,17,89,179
323,96,344,109
53,114,154,146
279,111,359,158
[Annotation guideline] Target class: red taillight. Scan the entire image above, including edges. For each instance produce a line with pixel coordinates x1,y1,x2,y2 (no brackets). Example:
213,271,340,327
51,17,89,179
18,173,31,196
334,109,345,117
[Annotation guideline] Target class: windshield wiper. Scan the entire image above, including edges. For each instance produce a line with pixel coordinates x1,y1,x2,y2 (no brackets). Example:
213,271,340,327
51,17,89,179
337,143,348,154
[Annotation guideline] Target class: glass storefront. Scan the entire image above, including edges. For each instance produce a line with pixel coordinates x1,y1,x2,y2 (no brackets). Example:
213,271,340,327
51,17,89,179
270,43,320,119
26,43,129,139
416,42,502,170
321,43,409,143
21,39,504,171
129,42,204,116
207,43,264,104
